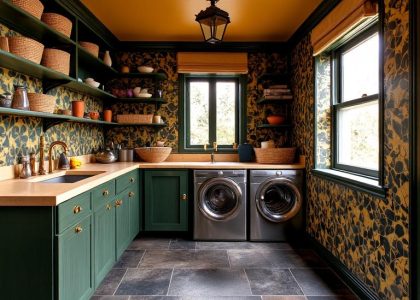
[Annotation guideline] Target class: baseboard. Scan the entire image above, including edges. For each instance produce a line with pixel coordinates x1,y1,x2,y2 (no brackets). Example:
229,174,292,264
307,234,380,300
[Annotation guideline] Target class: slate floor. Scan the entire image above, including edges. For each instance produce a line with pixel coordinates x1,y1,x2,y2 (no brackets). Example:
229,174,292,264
91,238,359,300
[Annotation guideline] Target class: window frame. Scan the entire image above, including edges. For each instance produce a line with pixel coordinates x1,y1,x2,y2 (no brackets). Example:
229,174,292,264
179,74,247,153
331,25,381,179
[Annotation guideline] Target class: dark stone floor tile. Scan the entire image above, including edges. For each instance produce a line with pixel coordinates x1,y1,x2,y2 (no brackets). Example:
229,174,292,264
245,269,303,295
182,297,261,300
306,296,359,300
114,250,145,268
128,238,171,250
90,296,129,300
168,269,252,296
140,250,229,268
291,269,354,296
262,297,307,300
196,242,291,250
229,250,327,269
169,239,197,250
115,268,172,295
94,268,127,295
130,297,182,300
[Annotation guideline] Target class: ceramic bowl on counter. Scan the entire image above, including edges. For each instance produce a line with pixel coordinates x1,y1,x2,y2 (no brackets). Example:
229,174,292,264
137,66,154,73
95,148,117,163
135,147,172,163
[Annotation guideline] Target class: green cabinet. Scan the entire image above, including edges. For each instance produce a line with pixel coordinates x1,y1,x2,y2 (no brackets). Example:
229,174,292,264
144,170,189,231
93,199,116,287
57,215,94,300
115,191,131,258
129,184,141,240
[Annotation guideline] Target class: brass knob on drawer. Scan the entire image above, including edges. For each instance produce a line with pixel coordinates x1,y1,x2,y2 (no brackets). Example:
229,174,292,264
130,177,135,183
106,204,112,210
181,193,187,201
73,205,82,214
103,190,109,196
115,199,122,207
74,226,83,233
128,192,135,198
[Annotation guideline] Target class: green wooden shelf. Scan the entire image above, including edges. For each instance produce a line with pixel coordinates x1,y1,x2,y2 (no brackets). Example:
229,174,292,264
63,81,115,99
114,122,167,127
113,97,167,104
117,72,167,80
0,1,76,47
77,45,118,78
257,124,292,129
257,97,293,104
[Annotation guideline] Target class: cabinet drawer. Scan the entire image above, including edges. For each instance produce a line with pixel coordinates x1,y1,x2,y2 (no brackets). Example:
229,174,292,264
57,191,91,234
116,170,138,194
92,180,116,211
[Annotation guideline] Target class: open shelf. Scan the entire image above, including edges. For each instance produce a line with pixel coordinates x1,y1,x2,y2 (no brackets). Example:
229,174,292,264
77,45,118,79
257,97,293,104
0,1,76,48
113,122,166,127
63,81,115,99
112,97,167,104
257,124,292,129
117,72,167,80
258,72,289,82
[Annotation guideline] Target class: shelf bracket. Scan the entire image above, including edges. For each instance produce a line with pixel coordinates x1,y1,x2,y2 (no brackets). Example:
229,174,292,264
42,79,72,93
42,118,68,132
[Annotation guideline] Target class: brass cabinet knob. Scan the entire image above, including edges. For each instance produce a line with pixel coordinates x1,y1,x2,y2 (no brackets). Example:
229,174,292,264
181,193,187,201
73,205,82,214
106,204,112,210
128,192,135,198
103,190,109,196
74,226,83,234
115,199,122,207
130,177,135,183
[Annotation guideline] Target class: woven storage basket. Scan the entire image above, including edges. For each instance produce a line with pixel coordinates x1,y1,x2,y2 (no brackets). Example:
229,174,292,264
28,93,56,113
116,114,153,124
41,48,70,75
135,147,172,163
41,13,72,37
79,41,99,58
11,0,44,19
254,147,296,164
8,36,44,64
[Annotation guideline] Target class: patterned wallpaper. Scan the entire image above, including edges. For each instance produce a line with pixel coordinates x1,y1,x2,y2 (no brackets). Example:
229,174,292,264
105,51,289,150
0,24,105,167
290,1,410,299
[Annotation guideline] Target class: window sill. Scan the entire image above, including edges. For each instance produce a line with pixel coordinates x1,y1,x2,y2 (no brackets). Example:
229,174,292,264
311,168,387,198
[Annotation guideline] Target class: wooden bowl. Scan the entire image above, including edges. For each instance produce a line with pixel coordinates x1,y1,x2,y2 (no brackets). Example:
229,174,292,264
267,115,286,125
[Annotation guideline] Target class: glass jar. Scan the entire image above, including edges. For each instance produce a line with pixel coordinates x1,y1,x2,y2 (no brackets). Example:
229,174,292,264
12,85,29,110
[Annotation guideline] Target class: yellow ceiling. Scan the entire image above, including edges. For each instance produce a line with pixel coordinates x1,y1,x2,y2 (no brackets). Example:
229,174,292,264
81,0,322,42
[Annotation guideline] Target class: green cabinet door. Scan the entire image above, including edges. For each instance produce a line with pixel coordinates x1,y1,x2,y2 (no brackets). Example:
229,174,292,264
93,200,116,287
57,215,93,300
128,185,140,240
144,170,188,231
115,192,131,258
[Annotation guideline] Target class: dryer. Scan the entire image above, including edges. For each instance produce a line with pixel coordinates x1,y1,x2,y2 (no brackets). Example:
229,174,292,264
250,170,304,241
194,170,247,241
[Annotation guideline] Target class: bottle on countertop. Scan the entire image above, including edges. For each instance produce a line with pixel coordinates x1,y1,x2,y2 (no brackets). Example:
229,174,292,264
19,155,32,179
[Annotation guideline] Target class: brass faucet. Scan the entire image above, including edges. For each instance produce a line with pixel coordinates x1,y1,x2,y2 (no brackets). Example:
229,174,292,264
38,135,47,175
211,142,218,163
48,141,68,173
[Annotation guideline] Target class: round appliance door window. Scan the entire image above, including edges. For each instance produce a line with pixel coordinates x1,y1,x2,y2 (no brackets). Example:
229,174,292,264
198,177,242,221
255,177,302,223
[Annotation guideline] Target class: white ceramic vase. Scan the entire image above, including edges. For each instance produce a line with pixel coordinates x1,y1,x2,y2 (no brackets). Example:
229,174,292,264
103,50,112,67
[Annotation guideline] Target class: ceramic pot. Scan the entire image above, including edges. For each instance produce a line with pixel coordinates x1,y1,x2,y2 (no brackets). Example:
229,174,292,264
71,100,84,118
89,111,99,120
153,115,161,124
103,109,112,122
121,65,129,73
103,50,112,67
0,92,12,108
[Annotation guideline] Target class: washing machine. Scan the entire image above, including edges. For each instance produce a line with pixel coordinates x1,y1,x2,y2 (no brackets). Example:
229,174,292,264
250,170,304,241
194,170,247,241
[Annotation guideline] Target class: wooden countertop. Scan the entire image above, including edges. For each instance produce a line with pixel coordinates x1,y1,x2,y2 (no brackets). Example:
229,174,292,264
0,160,304,206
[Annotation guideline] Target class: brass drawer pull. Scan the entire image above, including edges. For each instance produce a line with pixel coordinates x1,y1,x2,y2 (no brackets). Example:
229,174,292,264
130,177,135,183
106,204,112,210
181,193,187,201
74,226,83,234
128,192,135,198
115,199,123,207
103,189,109,196
73,205,83,214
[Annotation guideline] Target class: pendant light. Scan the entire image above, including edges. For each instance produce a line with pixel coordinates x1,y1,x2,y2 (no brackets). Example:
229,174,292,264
195,0,230,44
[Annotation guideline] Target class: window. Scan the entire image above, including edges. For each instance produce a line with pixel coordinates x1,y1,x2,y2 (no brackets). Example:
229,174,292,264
333,27,379,178
181,75,245,152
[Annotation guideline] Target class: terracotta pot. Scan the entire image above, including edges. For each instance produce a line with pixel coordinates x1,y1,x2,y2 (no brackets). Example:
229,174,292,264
89,111,99,120
267,115,286,125
71,100,84,118
103,109,112,122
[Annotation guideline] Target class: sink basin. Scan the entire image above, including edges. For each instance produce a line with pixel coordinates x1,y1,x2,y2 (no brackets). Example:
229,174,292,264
40,174,94,183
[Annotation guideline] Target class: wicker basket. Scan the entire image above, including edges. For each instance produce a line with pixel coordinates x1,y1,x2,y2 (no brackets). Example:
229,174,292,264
79,41,99,58
28,93,56,113
116,114,153,124
11,0,44,19
254,147,297,164
8,36,44,64
41,48,70,75
135,147,172,163
41,13,72,37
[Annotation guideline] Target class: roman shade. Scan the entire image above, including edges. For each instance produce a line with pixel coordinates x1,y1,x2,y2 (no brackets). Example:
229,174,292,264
177,52,248,74
311,0,378,56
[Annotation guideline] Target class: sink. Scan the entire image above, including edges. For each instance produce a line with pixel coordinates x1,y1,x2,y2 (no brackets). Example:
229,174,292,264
40,174,95,183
